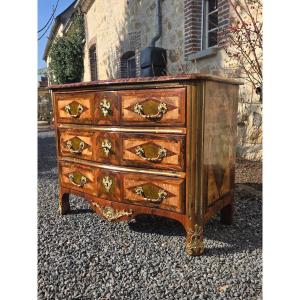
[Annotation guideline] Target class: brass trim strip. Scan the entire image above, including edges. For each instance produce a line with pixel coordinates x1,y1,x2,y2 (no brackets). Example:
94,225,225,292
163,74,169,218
59,157,186,178
58,124,186,134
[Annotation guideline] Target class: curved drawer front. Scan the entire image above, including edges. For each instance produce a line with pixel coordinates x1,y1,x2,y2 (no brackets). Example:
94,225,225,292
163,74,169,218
58,129,185,171
119,88,186,126
121,133,185,171
60,163,97,196
59,162,185,213
55,92,95,124
123,173,185,213
59,129,94,160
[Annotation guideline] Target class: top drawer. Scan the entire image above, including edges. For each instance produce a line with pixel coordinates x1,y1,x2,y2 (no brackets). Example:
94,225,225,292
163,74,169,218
119,88,186,126
54,87,186,126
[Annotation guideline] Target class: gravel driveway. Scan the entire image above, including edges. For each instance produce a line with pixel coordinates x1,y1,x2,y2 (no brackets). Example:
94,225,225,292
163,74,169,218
38,130,262,300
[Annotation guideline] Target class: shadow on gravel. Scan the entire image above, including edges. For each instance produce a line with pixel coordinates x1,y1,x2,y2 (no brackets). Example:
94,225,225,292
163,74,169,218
239,182,262,191
128,185,262,256
129,183,262,255
68,208,94,215
129,215,186,237
204,184,262,256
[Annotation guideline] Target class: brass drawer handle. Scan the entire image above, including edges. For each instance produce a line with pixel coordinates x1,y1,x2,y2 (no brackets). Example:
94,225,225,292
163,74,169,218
134,186,167,203
101,139,112,157
133,102,168,120
100,98,112,117
135,145,167,162
66,140,85,154
64,103,84,118
68,173,87,187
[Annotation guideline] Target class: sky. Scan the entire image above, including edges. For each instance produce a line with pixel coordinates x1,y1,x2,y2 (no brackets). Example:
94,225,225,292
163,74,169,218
38,0,75,70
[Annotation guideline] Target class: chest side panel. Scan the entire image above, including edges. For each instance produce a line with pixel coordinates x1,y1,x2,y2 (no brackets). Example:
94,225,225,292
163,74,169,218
202,81,239,212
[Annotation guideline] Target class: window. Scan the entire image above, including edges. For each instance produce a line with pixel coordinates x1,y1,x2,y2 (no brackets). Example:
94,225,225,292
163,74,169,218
121,51,136,78
127,55,136,78
203,0,218,49
89,45,98,81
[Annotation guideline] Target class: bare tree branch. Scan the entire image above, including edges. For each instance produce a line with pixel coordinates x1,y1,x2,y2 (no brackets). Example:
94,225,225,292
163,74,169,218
224,0,262,100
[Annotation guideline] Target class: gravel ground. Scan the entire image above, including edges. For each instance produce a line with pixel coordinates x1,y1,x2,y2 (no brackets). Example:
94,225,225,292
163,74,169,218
38,130,262,300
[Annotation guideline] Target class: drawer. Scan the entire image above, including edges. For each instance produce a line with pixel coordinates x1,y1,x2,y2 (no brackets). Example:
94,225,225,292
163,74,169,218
55,92,95,124
123,173,185,213
60,163,97,196
58,129,185,171
119,88,186,126
121,133,185,171
59,129,94,160
60,161,185,213
94,91,120,125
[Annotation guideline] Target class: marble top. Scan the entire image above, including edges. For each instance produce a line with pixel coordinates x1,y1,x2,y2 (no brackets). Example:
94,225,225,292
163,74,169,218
49,73,242,90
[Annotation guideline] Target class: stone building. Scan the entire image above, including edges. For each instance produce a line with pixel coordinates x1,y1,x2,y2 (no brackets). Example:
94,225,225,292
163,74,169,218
43,0,262,160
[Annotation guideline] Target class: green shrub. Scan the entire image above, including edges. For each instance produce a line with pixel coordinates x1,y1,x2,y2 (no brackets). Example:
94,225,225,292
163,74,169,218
48,14,85,84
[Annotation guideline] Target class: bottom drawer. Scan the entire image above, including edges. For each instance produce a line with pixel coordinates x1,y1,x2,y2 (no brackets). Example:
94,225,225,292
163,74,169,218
59,161,185,213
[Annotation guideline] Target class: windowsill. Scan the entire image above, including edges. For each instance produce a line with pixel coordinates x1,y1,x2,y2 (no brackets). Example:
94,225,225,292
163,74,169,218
187,47,219,61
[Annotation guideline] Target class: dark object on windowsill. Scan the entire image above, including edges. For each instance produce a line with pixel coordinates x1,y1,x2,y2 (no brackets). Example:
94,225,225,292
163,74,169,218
140,0,167,77
256,85,262,102
140,47,167,77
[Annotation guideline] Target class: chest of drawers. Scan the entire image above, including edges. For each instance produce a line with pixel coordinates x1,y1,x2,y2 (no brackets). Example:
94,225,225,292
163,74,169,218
50,74,240,256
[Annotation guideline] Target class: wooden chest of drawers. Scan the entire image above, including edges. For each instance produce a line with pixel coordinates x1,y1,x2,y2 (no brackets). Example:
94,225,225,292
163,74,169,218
50,74,240,256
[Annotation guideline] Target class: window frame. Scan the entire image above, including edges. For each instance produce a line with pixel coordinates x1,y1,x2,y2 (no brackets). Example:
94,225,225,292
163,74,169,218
127,55,136,78
202,0,219,50
121,51,136,78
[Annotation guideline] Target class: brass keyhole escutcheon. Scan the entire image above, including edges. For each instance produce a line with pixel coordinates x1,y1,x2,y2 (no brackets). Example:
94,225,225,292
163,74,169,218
100,98,112,117
102,176,113,192
101,139,112,157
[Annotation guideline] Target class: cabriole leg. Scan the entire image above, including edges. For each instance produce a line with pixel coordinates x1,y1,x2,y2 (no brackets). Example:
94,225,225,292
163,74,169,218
59,191,70,215
185,222,205,256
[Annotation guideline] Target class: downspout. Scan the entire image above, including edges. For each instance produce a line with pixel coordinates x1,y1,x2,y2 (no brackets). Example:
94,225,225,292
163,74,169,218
150,0,163,47
140,0,167,77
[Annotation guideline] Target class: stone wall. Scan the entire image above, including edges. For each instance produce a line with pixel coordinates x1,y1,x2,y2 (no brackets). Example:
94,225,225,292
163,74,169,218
80,0,262,160
236,83,262,161
82,1,229,80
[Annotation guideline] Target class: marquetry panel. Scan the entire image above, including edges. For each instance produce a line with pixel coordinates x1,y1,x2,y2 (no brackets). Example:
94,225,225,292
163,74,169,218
121,133,185,171
119,88,186,126
94,91,120,125
55,92,95,124
94,132,120,165
123,173,185,213
59,129,93,160
60,162,97,196
97,170,121,202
